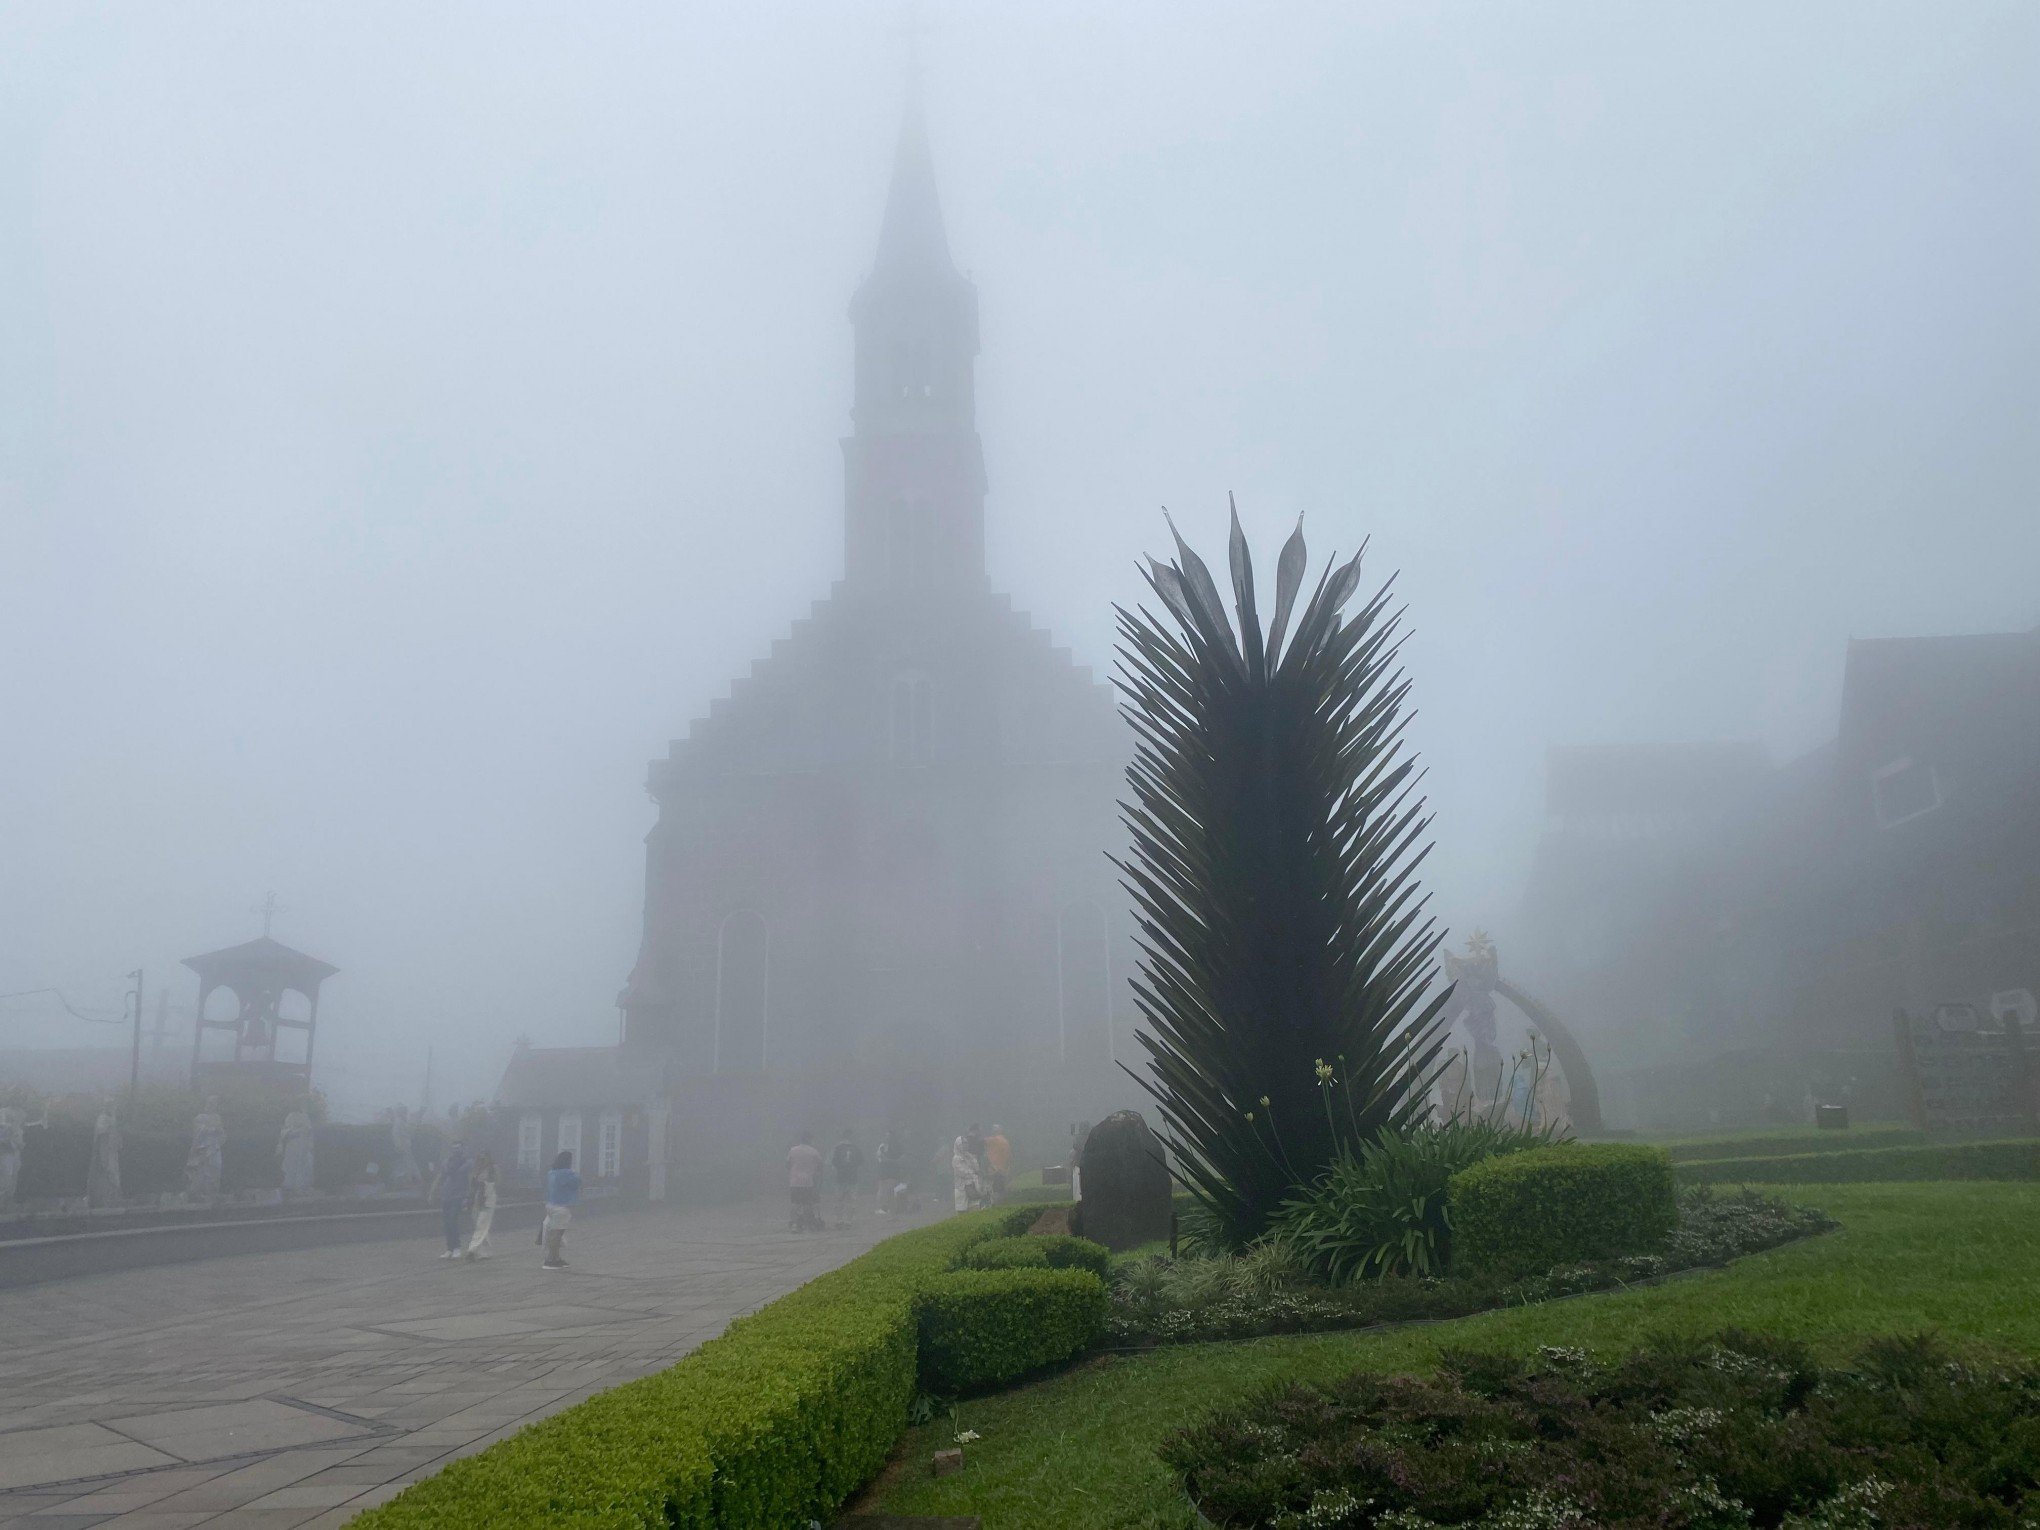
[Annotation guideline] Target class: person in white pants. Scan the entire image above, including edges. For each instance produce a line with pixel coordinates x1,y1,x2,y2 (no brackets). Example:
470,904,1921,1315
464,1152,498,1260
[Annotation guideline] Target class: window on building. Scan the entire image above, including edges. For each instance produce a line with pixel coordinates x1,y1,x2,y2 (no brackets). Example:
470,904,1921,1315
1872,756,1941,828
895,338,934,401
598,1111,623,1179
890,674,934,764
517,1113,542,1175
1056,900,1113,1066
715,910,769,1073
887,496,934,585
557,1111,582,1170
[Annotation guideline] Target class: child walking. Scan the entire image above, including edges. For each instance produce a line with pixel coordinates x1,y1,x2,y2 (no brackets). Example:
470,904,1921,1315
463,1152,498,1260
541,1149,580,1270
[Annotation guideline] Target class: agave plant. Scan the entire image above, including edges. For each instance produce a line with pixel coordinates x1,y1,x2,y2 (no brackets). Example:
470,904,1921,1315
1115,499,1448,1248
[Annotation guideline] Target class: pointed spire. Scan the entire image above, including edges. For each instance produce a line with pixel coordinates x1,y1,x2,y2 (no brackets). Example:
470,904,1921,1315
871,84,955,278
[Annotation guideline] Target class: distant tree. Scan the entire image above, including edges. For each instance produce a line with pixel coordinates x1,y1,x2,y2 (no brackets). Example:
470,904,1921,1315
1116,501,1449,1247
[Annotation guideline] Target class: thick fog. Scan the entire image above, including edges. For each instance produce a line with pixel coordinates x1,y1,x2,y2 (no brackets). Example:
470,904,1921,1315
4,2,2036,1115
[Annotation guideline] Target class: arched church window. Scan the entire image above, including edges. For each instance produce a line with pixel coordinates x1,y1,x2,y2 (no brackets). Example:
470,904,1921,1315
890,673,934,764
714,909,769,1073
1056,900,1114,1066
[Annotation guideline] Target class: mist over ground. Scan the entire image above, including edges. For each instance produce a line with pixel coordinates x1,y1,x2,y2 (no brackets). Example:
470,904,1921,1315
4,2,2035,1116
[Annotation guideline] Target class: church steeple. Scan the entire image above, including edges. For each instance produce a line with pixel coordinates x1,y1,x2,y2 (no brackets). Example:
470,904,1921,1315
871,90,955,278
842,92,986,594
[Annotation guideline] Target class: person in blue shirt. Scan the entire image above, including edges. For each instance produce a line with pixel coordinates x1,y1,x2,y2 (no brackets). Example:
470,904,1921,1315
428,1141,472,1261
542,1149,580,1270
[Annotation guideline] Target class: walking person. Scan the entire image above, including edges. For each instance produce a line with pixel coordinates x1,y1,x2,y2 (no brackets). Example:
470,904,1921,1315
829,1129,864,1226
950,1132,982,1213
541,1149,579,1270
874,1128,901,1216
985,1124,1012,1205
787,1131,824,1232
427,1139,472,1261
463,1151,498,1261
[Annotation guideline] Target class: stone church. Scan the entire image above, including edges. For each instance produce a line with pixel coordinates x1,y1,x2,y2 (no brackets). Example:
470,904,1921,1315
500,100,1134,1192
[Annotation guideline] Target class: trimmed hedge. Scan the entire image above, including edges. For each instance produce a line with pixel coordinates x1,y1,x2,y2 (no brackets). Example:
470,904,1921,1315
1448,1142,1676,1277
1676,1137,2040,1185
958,1233,1110,1279
352,1204,1058,1529
918,1266,1110,1394
1659,1125,1926,1162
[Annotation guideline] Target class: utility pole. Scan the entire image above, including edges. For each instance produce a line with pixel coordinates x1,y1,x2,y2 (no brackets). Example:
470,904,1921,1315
421,1045,434,1120
126,968,144,1097
151,989,170,1065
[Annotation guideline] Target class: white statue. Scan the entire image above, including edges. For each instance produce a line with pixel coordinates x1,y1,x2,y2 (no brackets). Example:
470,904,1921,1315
87,1105,122,1208
278,1104,315,1195
185,1096,225,1200
389,1104,421,1189
0,1106,25,1208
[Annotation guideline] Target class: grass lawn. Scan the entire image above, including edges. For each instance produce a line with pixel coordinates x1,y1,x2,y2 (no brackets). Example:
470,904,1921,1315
864,1182,2040,1529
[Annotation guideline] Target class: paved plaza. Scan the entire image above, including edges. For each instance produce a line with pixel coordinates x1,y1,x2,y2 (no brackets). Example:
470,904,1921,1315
0,1198,921,1527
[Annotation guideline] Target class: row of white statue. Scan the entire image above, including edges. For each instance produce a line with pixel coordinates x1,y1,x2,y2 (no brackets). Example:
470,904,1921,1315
0,1096,380,1210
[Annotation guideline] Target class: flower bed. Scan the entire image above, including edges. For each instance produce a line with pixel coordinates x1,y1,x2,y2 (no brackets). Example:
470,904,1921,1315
1106,1187,1830,1348
1162,1329,2040,1527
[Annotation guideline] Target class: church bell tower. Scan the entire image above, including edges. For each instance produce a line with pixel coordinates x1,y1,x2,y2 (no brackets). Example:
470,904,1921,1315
842,93,987,595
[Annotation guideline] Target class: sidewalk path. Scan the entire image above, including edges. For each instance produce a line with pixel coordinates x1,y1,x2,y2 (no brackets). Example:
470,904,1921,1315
0,1197,924,1527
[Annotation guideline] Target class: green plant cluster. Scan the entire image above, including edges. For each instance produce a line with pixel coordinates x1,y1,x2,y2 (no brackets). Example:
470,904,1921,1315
1677,1137,2040,1185
1271,1118,1552,1283
918,1266,1111,1395
958,1233,1111,1279
1450,1141,1676,1277
1107,1187,1826,1349
353,1204,1078,1529
1162,1329,2040,1528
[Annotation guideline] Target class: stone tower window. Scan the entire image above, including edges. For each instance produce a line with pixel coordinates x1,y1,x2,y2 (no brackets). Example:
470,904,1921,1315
890,673,934,764
714,909,770,1073
1056,899,1114,1065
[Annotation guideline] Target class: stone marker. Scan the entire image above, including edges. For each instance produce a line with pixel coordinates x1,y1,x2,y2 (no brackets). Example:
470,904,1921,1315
0,1106,24,1209
87,1105,122,1208
185,1098,225,1200
1069,1110,1173,1252
931,1447,964,1477
278,1104,315,1195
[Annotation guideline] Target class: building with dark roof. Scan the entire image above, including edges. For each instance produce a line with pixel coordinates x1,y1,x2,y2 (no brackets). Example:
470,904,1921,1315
499,99,1132,1193
1520,625,2040,1129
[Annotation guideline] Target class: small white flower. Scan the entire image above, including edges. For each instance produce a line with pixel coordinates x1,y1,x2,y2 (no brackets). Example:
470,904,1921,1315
954,1428,980,1444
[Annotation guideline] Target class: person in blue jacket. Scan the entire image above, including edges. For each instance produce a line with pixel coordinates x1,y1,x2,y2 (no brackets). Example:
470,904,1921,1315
428,1140,472,1261
541,1149,580,1270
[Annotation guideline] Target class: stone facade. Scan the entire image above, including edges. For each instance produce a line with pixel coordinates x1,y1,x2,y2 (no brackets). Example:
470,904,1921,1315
604,101,1134,1176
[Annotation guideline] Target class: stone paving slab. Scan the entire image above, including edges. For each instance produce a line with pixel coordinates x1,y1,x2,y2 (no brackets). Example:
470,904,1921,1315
0,1200,924,1526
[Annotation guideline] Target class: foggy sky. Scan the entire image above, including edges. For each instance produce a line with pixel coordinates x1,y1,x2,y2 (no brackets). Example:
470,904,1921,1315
4,2,2037,1115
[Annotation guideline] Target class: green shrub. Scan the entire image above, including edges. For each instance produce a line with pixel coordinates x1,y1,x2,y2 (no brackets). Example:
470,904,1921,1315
1271,1119,1552,1284
1035,1233,1111,1278
960,1235,1049,1270
1162,1330,2040,1527
1676,1137,2040,1185
1660,1125,1926,1162
957,1232,1110,1279
1449,1142,1675,1277
918,1267,1109,1394
353,1207,1035,1529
